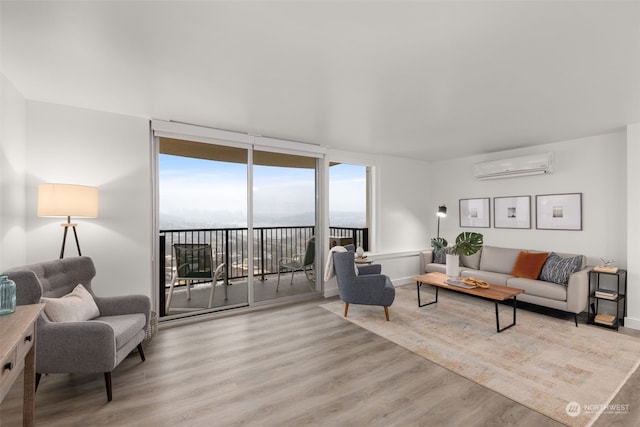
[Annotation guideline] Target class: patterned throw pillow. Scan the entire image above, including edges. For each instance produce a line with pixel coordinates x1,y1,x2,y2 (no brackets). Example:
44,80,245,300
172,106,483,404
433,248,447,264
433,247,463,265
539,252,583,285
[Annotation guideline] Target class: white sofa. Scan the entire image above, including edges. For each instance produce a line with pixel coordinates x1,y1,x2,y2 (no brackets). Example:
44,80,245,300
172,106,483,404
420,245,590,326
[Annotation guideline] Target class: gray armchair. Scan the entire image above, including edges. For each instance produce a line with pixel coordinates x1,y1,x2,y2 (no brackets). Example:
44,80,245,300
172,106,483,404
4,256,150,402
333,251,395,321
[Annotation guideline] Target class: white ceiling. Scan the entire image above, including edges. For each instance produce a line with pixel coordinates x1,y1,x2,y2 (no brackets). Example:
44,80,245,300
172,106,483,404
2,1,639,161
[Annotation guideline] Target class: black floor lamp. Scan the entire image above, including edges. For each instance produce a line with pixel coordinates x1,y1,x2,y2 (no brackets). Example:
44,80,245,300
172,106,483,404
436,204,447,239
38,183,99,258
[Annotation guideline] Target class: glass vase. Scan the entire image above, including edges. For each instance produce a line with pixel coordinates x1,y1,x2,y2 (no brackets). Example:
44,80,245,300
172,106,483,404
0,275,16,315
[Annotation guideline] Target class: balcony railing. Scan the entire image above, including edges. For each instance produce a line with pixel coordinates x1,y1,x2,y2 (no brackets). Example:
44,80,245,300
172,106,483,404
159,225,368,284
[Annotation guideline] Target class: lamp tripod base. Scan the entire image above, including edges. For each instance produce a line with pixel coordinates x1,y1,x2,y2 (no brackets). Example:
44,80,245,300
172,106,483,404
60,216,82,259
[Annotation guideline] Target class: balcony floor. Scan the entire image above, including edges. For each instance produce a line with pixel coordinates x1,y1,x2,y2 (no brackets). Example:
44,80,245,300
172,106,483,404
164,271,318,316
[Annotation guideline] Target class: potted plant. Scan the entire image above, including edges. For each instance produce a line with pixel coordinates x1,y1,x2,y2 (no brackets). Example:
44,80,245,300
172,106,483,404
431,232,483,277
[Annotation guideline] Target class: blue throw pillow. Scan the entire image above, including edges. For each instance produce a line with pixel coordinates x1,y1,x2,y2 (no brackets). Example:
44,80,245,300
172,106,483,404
539,252,583,285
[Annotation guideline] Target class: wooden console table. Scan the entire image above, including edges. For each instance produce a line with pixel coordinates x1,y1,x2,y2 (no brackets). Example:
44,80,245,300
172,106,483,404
413,273,523,333
0,303,45,427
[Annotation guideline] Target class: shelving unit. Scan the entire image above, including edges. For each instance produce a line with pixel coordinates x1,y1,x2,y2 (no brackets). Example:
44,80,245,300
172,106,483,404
588,269,627,330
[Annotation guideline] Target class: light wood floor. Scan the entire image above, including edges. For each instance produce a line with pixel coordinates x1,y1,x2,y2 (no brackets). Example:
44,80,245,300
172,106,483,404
2,295,640,426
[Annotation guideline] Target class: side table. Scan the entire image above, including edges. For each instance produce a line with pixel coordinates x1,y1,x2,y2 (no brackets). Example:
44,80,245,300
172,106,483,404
0,303,45,427
588,269,627,330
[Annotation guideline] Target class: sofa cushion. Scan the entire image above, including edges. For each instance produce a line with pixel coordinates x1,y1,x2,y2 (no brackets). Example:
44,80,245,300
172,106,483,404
425,263,447,274
511,251,549,279
479,245,521,274
41,284,100,322
508,277,567,301
461,247,482,270
460,269,512,286
539,252,583,285
91,313,146,350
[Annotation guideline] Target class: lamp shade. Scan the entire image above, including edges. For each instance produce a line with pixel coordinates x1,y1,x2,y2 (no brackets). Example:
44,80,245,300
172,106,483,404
437,204,447,218
38,183,99,218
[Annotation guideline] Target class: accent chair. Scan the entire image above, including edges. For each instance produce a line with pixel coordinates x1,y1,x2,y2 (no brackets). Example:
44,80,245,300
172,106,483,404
333,250,395,321
4,256,150,402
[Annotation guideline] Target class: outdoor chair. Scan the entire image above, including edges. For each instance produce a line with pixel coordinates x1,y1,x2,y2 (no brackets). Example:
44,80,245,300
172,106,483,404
333,250,395,321
277,237,315,291
165,244,227,312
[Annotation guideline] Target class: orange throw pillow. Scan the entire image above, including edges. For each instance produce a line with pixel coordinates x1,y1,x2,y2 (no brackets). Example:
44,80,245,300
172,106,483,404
511,251,549,279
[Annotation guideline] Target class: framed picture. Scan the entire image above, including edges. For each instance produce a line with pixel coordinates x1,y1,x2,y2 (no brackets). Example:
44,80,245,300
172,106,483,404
494,196,531,229
459,198,490,228
536,193,582,230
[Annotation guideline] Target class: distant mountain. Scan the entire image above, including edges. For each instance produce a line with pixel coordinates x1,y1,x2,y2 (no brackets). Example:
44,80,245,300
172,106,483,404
160,210,364,230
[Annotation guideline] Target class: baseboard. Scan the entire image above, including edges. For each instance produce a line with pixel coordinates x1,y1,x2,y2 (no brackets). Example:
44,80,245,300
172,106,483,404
366,250,422,260
391,276,416,287
623,316,640,331
324,288,339,298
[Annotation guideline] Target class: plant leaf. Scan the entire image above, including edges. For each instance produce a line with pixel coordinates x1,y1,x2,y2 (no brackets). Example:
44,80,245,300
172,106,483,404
453,232,483,256
430,237,448,250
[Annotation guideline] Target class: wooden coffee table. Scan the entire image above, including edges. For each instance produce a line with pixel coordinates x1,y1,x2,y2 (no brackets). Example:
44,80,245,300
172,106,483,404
412,272,524,333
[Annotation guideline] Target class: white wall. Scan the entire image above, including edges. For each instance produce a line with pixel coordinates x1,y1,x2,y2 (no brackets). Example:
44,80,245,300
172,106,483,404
625,123,640,329
323,149,431,296
430,132,627,266
25,101,151,297
322,132,631,301
376,155,434,253
0,74,27,271
8,93,638,328
19,104,434,304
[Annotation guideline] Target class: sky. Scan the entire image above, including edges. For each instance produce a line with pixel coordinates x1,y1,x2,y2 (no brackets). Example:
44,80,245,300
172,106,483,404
159,155,366,229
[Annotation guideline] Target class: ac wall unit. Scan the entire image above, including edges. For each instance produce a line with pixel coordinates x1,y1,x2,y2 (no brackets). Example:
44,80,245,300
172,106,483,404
473,152,553,180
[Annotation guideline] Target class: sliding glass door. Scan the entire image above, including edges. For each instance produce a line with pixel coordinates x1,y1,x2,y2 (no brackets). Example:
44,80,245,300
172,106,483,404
153,123,324,320
252,150,318,302
158,138,250,318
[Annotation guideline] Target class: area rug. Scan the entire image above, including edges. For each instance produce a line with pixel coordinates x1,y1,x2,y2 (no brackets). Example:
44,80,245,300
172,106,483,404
321,285,640,427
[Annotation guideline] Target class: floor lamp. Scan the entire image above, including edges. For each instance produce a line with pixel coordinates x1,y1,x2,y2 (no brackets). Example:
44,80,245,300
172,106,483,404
38,183,99,259
436,204,447,239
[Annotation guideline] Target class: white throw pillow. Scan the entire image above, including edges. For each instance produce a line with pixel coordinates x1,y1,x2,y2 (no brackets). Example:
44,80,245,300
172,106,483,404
41,284,100,322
